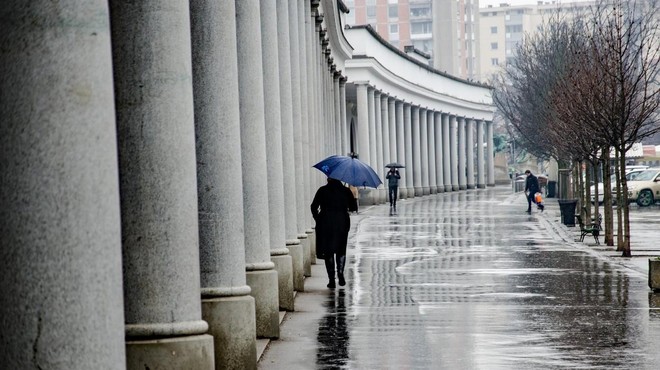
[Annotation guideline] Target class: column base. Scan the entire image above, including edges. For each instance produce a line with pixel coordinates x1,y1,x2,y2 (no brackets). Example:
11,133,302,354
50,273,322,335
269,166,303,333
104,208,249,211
398,187,409,199
477,184,486,189
305,229,316,265
452,185,460,191
422,186,430,195
202,296,257,370
271,254,294,311
298,234,311,277
246,269,280,339
437,186,444,193
459,185,467,190
467,183,475,189
286,243,304,292
358,188,376,205
488,182,496,187
127,334,215,370
414,187,423,197
444,185,452,192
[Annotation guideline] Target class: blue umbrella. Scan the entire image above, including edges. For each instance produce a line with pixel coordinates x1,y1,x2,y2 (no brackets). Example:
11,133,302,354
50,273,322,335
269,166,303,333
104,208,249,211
313,155,382,188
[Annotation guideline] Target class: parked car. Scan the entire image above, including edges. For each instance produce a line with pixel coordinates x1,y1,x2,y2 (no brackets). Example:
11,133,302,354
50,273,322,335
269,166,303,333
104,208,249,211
612,168,660,207
590,168,647,204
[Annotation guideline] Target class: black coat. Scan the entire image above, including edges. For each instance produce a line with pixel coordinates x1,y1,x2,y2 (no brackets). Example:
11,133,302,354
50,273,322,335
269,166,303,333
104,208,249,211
310,179,358,258
525,173,540,194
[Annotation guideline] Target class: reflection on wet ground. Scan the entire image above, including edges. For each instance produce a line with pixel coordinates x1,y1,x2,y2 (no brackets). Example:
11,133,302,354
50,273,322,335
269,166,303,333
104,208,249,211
316,188,660,369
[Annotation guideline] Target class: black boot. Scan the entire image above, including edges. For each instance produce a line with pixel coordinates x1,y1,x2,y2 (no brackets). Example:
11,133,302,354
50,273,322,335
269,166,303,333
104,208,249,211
337,255,346,286
325,257,336,289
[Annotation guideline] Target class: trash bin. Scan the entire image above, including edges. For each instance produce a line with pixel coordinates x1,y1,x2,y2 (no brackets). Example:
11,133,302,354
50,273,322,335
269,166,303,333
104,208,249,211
557,199,577,227
547,181,557,198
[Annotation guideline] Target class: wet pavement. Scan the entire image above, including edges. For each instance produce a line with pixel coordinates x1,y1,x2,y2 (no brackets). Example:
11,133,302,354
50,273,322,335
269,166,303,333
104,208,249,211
259,187,660,370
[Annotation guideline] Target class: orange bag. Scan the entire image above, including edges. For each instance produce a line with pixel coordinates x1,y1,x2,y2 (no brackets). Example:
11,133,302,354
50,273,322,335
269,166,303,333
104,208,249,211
535,192,543,204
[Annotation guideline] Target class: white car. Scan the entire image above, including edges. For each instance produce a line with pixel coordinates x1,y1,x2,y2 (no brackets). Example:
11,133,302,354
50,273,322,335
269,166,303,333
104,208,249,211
590,168,647,204
622,168,660,207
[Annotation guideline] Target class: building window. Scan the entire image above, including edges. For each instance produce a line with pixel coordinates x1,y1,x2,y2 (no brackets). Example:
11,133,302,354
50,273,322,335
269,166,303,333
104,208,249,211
390,24,399,34
505,25,523,33
491,26,497,34
411,22,432,34
491,42,498,50
491,58,499,66
389,4,398,18
367,6,376,18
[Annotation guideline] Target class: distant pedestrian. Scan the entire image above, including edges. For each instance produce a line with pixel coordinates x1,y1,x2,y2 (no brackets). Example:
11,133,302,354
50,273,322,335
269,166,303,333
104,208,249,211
386,167,401,209
524,170,544,213
311,178,358,289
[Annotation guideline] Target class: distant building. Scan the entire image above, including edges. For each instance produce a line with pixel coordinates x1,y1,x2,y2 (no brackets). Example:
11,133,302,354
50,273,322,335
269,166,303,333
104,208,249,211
477,1,594,82
345,0,481,79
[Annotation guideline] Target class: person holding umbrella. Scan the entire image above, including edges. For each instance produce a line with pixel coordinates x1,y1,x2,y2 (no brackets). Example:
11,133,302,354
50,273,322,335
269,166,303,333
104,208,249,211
310,177,358,289
386,166,401,210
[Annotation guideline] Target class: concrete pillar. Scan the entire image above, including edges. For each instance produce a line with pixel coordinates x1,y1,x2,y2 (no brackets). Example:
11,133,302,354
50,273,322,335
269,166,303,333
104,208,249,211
412,106,422,197
395,101,405,197
296,0,312,279
458,117,467,190
235,0,279,339
278,0,304,294
0,1,125,367
403,103,414,199
288,0,306,292
368,87,377,167
381,94,391,179
334,73,342,154
388,98,397,168
487,121,495,186
466,119,475,189
340,78,349,156
477,120,486,188
442,113,452,192
374,90,384,202
190,1,257,367
420,108,430,195
450,115,459,191
435,112,445,193
356,83,370,164
427,111,437,194
258,0,294,312
110,1,214,367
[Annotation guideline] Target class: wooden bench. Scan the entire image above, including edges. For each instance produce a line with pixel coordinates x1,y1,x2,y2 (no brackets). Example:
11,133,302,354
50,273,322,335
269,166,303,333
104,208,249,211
575,214,601,244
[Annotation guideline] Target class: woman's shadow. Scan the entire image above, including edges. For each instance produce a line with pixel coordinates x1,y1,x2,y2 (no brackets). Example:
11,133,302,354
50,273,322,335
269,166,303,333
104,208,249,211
316,289,350,368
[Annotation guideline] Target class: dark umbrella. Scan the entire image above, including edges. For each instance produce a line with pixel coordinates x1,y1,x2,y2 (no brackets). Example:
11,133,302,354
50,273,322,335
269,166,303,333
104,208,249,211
385,162,405,168
313,155,382,188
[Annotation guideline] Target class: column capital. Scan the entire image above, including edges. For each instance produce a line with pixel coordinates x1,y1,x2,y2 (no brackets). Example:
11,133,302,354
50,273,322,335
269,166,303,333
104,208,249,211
339,76,348,84
315,13,324,26
311,0,321,11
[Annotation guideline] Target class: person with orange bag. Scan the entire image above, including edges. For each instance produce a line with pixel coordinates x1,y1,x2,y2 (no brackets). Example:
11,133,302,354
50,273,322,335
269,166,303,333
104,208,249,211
524,170,544,213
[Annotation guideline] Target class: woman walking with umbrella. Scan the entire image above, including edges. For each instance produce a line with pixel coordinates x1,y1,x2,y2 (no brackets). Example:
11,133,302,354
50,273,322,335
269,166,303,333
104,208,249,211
310,177,358,288
311,155,380,288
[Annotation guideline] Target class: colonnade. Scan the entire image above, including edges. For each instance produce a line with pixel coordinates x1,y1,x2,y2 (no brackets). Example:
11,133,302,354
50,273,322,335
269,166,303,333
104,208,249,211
1,0,350,369
351,84,495,204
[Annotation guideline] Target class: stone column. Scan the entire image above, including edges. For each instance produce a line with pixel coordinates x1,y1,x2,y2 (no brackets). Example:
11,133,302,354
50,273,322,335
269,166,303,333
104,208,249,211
442,113,452,192
356,83,370,164
190,1,257,367
434,112,445,193
477,120,486,188
427,110,437,194
450,115,459,191
110,1,214,367
458,117,467,190
305,0,317,267
296,0,311,279
403,103,414,199
340,78,349,156
374,90,384,202
420,108,430,195
466,119,475,189
368,87,377,168
258,0,294,312
1,1,125,367
288,0,306,292
388,97,397,167
487,121,495,186
395,100,410,199
334,73,342,154
381,94,391,180
412,106,422,197
236,0,279,339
